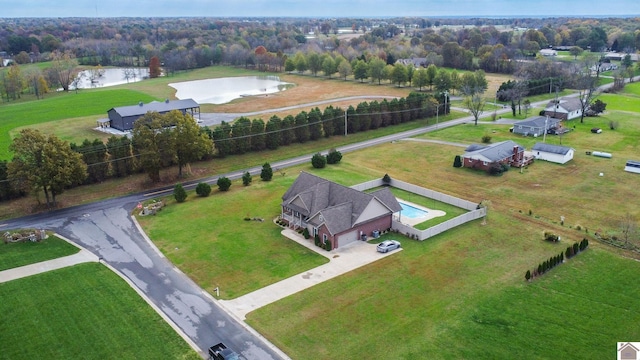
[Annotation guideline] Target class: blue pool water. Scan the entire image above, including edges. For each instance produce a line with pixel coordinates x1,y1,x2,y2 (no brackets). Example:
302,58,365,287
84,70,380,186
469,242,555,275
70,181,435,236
399,202,429,219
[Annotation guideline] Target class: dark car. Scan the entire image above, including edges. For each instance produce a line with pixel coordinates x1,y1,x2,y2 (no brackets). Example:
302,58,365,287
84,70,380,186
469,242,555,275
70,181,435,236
376,240,401,253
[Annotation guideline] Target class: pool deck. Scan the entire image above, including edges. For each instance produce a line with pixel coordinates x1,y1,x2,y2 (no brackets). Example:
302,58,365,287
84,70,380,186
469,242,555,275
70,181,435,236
396,199,446,227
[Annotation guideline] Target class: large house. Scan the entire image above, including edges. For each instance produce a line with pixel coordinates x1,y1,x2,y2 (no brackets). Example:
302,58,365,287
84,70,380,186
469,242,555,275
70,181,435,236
531,142,574,164
512,116,561,137
461,140,531,171
281,172,402,250
106,99,200,131
543,98,583,120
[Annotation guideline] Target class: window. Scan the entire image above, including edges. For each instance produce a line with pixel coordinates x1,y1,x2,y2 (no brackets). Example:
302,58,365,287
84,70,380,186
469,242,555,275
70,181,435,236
323,234,328,243
313,227,318,236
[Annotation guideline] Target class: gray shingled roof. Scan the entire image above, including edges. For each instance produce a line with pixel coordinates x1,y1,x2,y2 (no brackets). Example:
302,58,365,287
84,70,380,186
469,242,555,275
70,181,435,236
545,98,582,113
283,172,401,235
532,142,573,155
463,140,523,163
110,99,199,117
517,116,561,128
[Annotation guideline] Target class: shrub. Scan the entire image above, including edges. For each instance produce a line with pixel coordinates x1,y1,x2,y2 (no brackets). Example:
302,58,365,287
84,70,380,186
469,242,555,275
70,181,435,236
382,173,391,184
173,183,187,203
525,270,531,281
326,148,343,164
487,162,504,176
302,228,310,239
453,155,462,168
572,242,579,254
314,234,320,246
311,153,327,168
195,182,211,197
544,231,559,242
242,171,252,186
260,162,273,181
217,176,231,191
481,135,492,143
324,240,332,251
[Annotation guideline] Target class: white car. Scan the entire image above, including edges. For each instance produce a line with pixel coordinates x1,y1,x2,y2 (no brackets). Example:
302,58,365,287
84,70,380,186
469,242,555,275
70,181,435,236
376,240,401,253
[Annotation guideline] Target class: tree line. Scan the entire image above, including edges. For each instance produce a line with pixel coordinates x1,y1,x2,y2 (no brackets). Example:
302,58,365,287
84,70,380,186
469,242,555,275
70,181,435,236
0,92,443,207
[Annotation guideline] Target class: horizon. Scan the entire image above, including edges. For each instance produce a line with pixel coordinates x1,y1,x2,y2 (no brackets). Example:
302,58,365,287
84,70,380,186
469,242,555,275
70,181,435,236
1,0,640,18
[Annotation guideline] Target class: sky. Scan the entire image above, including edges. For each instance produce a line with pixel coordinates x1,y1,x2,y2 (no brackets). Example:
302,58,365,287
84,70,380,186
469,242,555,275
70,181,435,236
0,0,639,18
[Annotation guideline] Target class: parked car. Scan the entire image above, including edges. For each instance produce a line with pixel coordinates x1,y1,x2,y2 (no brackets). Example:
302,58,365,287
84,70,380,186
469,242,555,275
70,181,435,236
209,343,239,360
591,127,602,134
376,240,401,253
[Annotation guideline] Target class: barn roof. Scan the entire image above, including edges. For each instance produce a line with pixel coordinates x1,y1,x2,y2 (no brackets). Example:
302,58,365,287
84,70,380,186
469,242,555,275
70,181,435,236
109,99,199,118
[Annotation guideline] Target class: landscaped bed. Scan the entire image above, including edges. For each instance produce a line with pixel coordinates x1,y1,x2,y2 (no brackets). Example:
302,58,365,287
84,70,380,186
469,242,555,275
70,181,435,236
0,233,79,271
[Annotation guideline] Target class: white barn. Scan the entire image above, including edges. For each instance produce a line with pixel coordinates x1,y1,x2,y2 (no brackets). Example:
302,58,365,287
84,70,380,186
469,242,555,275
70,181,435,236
531,143,574,164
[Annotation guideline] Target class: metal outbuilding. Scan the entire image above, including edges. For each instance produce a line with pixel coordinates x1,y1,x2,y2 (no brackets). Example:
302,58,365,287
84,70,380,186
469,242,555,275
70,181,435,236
106,99,200,131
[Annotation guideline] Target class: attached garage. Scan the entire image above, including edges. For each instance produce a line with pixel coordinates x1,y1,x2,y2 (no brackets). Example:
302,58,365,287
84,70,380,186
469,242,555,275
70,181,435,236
336,230,358,248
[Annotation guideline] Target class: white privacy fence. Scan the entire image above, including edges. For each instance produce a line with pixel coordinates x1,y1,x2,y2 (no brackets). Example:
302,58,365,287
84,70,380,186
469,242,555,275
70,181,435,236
352,178,486,241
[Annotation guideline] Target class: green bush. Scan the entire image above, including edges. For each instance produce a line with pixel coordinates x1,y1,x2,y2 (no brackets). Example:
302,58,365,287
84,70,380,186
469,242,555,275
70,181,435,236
314,234,320,246
217,176,231,191
242,171,252,186
382,173,391,184
326,148,343,164
302,228,310,239
481,135,492,143
311,153,327,169
173,183,187,203
525,270,531,281
195,182,211,197
453,155,462,168
324,240,332,251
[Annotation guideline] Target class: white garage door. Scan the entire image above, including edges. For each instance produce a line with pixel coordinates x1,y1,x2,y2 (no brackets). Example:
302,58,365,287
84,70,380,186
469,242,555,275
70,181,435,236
338,230,358,247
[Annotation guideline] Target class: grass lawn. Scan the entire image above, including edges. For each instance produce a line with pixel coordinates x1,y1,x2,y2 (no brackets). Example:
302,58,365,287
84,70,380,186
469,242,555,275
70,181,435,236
136,174,329,299
0,263,199,360
0,234,79,271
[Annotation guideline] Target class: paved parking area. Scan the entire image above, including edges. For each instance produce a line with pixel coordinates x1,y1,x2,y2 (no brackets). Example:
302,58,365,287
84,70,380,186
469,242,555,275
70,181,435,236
219,229,401,320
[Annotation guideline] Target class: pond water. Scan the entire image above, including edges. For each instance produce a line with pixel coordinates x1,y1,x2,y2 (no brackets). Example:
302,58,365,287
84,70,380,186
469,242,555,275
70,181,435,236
75,68,149,89
169,76,294,105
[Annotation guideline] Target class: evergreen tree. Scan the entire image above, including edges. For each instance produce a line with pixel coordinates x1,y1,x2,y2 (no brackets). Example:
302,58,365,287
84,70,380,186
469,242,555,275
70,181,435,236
453,155,462,168
173,183,187,202
346,105,358,134
322,106,335,138
294,111,310,143
326,149,342,164
195,182,211,197
250,119,266,152
242,171,252,186
525,270,531,281
356,102,371,131
231,117,252,154
212,121,232,157
308,107,323,140
217,176,231,191
265,116,281,150
311,153,327,168
281,115,296,145
261,162,273,181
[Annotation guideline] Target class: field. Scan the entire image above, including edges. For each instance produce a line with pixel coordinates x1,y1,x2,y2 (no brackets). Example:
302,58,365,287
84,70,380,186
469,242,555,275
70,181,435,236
0,263,199,360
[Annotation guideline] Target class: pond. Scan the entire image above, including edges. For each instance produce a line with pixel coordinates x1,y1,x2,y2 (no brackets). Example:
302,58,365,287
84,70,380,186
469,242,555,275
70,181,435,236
74,67,149,89
169,76,294,105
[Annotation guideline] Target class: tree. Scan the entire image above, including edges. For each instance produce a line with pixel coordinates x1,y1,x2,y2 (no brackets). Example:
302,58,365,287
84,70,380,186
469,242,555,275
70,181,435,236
294,111,310,143
460,70,488,96
293,51,308,73
8,129,87,208
434,69,452,93
426,64,437,90
322,56,336,78
464,93,486,126
231,117,251,154
414,69,429,91
265,115,282,150
195,182,212,197
132,112,173,183
2,64,25,100
47,50,79,92
212,121,232,157
242,171,252,186
326,148,342,164
620,213,637,247
391,63,408,87
284,58,296,73
170,111,212,177
308,108,323,140
72,138,108,184
149,56,161,78
173,183,187,203
368,57,386,84
525,270,531,281
250,119,266,151
217,176,231,191
337,60,352,80
307,52,322,76
107,136,135,178
590,99,607,115
311,153,327,168
569,46,584,60
575,71,599,123
260,162,273,181
353,60,368,82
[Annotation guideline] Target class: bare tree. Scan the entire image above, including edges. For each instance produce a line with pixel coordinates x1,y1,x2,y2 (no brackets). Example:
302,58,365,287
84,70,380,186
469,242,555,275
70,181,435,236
620,213,638,247
464,93,486,126
48,50,79,92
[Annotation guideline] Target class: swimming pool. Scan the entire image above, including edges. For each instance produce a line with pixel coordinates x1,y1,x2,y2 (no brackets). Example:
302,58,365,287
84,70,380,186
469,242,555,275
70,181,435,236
399,202,429,219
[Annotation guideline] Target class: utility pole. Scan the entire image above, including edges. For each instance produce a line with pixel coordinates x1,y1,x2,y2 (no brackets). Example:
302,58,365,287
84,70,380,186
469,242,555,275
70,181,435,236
344,110,347,136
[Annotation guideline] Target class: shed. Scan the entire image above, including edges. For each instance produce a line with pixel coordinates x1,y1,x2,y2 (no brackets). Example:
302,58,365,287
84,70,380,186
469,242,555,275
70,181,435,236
107,99,200,131
531,142,574,164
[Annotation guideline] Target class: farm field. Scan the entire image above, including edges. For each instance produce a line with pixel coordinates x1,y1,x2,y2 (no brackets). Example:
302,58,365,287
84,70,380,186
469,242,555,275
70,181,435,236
0,263,199,360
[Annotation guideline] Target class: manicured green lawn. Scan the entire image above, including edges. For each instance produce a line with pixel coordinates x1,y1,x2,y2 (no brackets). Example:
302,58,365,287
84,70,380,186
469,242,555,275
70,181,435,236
137,175,329,299
0,263,199,360
0,234,79,271
0,89,157,159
